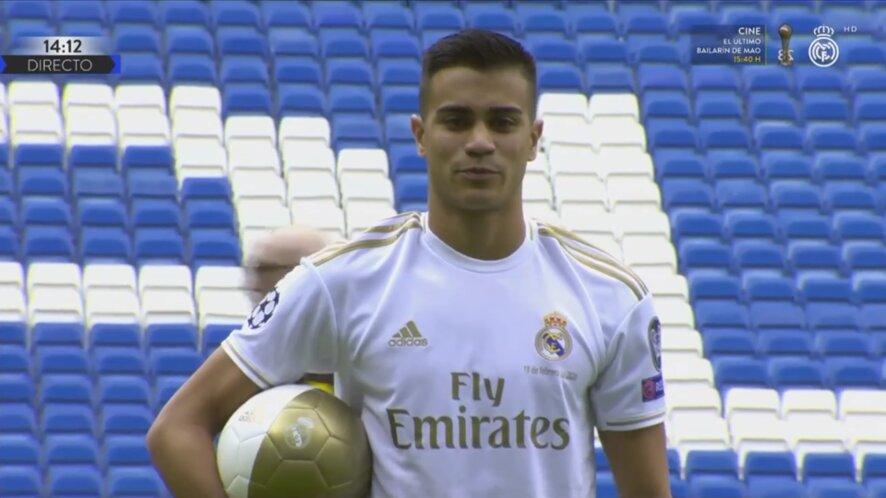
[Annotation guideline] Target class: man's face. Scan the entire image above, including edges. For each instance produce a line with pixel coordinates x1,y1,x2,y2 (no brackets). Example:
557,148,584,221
411,66,543,213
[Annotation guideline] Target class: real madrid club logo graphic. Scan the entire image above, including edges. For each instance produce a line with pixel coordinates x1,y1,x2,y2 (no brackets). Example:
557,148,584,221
808,25,839,68
247,287,280,329
535,312,573,361
648,317,662,372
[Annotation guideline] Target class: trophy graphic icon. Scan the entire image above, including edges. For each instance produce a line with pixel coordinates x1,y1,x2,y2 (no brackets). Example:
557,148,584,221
778,24,794,66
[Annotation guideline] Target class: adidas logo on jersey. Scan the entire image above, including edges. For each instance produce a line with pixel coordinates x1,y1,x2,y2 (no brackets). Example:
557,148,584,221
388,321,428,348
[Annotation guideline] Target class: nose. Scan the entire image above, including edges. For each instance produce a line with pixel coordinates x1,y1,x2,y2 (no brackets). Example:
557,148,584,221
464,123,495,158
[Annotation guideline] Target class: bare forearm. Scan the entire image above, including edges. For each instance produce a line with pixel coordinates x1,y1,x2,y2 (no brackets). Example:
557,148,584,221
148,423,228,498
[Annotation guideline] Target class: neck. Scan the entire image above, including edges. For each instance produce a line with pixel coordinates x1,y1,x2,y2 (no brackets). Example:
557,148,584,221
426,202,526,260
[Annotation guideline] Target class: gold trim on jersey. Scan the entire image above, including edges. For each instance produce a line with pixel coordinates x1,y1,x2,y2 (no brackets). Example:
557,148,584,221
537,224,648,300
362,211,422,233
223,341,273,389
309,214,422,267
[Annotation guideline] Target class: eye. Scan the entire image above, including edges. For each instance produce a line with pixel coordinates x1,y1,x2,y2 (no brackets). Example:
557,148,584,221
442,117,469,129
491,117,518,130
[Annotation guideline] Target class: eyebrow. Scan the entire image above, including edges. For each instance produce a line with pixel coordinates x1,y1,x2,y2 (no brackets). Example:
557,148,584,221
435,105,524,116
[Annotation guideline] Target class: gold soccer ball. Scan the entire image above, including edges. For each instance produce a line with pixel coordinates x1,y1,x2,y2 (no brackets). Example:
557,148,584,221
216,384,371,498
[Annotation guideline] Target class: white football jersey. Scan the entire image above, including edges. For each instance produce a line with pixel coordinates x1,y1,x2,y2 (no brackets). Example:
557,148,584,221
223,211,666,498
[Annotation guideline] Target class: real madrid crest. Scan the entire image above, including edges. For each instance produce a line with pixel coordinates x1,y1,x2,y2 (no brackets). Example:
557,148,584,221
648,317,662,372
535,312,573,361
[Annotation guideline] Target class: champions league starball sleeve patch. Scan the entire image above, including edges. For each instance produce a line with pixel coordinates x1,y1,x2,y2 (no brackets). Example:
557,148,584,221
247,287,280,330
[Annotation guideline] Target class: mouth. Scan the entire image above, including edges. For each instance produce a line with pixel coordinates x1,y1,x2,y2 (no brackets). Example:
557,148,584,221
457,167,499,179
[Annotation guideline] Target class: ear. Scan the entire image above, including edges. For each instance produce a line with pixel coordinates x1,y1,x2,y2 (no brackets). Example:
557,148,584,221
527,118,544,162
410,114,427,157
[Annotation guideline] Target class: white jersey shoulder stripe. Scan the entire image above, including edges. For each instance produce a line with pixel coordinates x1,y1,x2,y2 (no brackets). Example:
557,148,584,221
308,213,422,267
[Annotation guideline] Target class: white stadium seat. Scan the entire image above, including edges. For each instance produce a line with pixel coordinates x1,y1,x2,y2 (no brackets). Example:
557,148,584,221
614,210,671,239
620,235,678,271
839,389,886,426
0,83,6,109
724,388,780,423
65,107,117,145
538,93,587,117
523,173,553,204
596,147,655,180
138,265,193,296
287,170,339,203
141,289,196,324
172,109,224,144
62,83,114,109
547,143,598,177
345,201,397,237
231,171,286,205
662,356,714,388
0,262,24,290
587,94,639,121
227,142,281,174
666,384,722,419
526,154,549,176
225,116,276,147
11,107,63,143
83,264,136,293
0,288,26,321
554,174,607,206
579,234,622,261
8,81,59,108
290,200,346,239
781,389,838,423
337,149,389,177
196,266,252,294
730,416,791,462
790,418,847,463
660,329,703,359
635,267,688,300
169,85,221,115
174,141,228,177
523,202,561,225
655,297,695,329
28,287,83,323
340,172,394,203
541,116,592,147
279,116,331,147
116,84,166,113
86,289,140,325
27,263,81,292
559,204,610,235
282,142,336,175
198,290,254,327
847,425,886,464
668,413,731,460
606,177,662,213
588,117,647,150
117,109,171,146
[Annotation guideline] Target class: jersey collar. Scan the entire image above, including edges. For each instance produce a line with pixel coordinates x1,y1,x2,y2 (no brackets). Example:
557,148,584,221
420,211,536,273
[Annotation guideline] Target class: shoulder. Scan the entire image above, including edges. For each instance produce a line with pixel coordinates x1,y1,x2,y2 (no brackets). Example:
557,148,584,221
534,219,649,311
304,211,423,272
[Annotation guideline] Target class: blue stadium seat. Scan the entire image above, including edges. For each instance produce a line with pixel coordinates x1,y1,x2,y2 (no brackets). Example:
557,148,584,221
261,1,311,28
807,481,866,498
825,184,879,212
45,434,98,465
15,143,63,168
862,124,886,153
863,454,886,485
687,476,746,498
181,177,231,201
0,373,33,403
145,323,198,349
371,31,421,60
159,0,210,27
37,347,88,375
746,451,797,481
691,67,740,92
329,86,376,115
788,241,841,273
0,433,39,465
211,0,261,29
517,6,568,34
150,349,202,378
724,211,776,240
806,124,858,151
750,301,805,330
89,323,141,349
394,174,429,211
538,63,583,92
654,151,707,180
696,94,742,119
95,348,146,376
385,115,414,145
758,330,814,358
277,85,326,115
22,197,71,228
18,167,67,197
107,435,151,466
123,146,173,172
415,4,464,30
671,10,718,36
167,27,215,56
114,26,161,53
716,180,768,210
747,479,805,498
643,91,691,119
109,1,157,25
378,60,420,86
856,276,886,333
744,275,796,301
313,1,361,28
326,58,373,86
743,66,795,92
41,404,95,434
597,472,617,498
81,228,132,262
733,240,785,271
119,54,164,83
0,198,17,229
170,52,218,83
582,39,628,64
319,30,369,59
646,121,699,150
769,358,826,388
40,374,92,405
154,376,186,412
814,154,868,183
0,345,29,375
332,116,382,149
714,357,769,390
464,4,518,33
127,170,177,200
270,32,319,58
223,83,273,115
754,123,804,151
202,323,238,353
190,230,241,266
802,453,856,485
132,199,181,229
760,152,812,181
630,40,682,65
825,358,881,388
796,66,844,93
99,376,151,406
800,277,858,330
680,240,732,270
217,28,268,58
389,145,427,176
73,170,124,199
220,57,270,86
0,227,20,259
101,404,153,435
803,95,849,122
816,331,873,358
570,5,617,34
770,181,823,212
24,227,74,260
78,199,127,228
135,228,186,264
639,64,688,92
185,201,235,231
69,145,117,170
0,466,41,496
58,0,104,23
703,330,756,358
695,301,749,330
31,323,83,348
364,3,413,30
109,466,166,497
834,212,885,241
48,465,102,496
0,403,36,434
689,274,740,301
855,94,886,122
585,64,635,92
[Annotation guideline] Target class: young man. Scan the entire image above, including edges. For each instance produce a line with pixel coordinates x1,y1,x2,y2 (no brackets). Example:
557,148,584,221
148,29,671,497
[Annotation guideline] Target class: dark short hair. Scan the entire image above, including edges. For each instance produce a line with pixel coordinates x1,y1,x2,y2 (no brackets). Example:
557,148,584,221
419,29,537,118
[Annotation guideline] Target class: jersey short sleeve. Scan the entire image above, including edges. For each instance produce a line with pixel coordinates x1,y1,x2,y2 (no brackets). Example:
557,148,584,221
590,293,666,431
221,262,338,390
